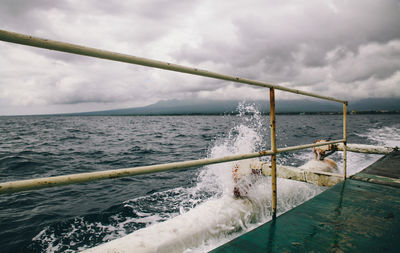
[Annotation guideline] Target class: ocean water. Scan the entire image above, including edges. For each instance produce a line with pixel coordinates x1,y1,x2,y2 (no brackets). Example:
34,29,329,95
0,107,399,252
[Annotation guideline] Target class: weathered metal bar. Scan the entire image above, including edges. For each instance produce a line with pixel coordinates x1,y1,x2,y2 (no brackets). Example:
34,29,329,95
269,88,277,219
0,150,271,194
336,143,395,154
0,29,347,103
0,140,347,194
276,139,345,153
343,103,347,179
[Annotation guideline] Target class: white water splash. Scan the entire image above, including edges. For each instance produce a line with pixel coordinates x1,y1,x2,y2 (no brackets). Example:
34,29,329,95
196,102,265,195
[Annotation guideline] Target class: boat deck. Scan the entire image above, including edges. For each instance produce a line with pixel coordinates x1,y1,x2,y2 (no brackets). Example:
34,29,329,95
211,151,400,252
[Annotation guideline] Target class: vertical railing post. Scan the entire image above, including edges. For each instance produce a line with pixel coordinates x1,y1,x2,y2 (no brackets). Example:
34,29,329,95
343,102,347,179
269,88,277,219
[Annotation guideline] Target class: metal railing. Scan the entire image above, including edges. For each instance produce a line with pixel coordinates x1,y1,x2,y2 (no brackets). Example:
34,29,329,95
0,29,348,218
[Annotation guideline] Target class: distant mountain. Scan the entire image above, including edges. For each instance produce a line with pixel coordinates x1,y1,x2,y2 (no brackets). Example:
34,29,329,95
349,98,400,111
72,97,400,116
74,99,243,115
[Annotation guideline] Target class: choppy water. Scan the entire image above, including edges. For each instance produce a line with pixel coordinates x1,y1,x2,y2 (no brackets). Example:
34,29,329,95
0,106,399,252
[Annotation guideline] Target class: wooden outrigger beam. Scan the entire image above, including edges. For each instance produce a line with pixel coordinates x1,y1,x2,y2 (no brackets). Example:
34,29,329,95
253,144,397,188
238,161,343,188
336,143,396,154
261,163,343,187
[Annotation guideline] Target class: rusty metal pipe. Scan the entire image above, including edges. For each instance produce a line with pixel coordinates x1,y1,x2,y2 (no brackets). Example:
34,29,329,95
0,29,347,103
270,88,277,219
343,103,347,179
0,139,348,194
0,150,273,194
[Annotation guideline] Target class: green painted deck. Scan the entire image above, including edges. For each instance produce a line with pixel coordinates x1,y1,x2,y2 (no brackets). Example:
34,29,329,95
211,151,400,252
350,150,400,188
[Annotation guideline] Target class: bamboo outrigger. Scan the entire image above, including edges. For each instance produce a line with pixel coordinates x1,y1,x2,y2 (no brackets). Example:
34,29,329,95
261,143,396,187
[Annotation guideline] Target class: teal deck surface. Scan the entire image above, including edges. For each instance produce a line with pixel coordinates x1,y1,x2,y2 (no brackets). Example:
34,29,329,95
351,151,400,188
211,152,400,252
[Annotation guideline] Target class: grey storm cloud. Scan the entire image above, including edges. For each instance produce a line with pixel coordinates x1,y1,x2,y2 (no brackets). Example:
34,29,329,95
0,0,399,115
174,1,400,84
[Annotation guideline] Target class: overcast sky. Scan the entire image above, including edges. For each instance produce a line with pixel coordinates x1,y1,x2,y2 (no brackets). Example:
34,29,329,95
1,0,400,115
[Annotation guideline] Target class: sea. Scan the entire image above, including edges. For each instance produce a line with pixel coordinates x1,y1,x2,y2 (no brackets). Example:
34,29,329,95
1,104,399,252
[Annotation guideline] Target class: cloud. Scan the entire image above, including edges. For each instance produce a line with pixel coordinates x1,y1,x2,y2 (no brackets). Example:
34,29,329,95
0,0,399,115
329,41,400,83
174,0,400,102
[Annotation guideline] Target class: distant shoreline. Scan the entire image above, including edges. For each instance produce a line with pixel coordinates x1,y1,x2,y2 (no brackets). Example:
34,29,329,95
1,110,399,117
2,98,399,117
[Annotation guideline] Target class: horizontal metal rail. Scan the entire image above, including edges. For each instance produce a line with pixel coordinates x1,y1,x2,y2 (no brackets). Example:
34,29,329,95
0,140,344,194
276,139,345,153
0,29,346,104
